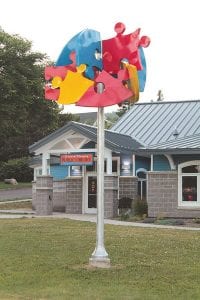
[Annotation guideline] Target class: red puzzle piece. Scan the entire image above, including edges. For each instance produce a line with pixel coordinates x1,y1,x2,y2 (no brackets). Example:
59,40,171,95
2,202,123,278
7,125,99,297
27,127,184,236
45,86,59,101
102,22,150,74
76,70,133,107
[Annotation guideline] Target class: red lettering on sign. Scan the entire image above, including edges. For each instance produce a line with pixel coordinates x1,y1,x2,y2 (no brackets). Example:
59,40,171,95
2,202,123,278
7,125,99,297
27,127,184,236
60,154,93,165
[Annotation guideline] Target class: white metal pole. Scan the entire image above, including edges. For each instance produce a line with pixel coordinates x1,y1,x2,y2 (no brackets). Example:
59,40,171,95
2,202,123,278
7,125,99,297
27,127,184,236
89,83,110,268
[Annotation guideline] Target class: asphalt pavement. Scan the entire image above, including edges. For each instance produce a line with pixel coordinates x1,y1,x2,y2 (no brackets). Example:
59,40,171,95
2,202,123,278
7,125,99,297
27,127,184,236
0,188,32,201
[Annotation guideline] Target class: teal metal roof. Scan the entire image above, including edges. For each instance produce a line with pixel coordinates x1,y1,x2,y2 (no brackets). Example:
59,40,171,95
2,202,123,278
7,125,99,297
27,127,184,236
136,133,200,154
29,101,200,155
147,134,200,149
112,100,200,146
29,121,142,154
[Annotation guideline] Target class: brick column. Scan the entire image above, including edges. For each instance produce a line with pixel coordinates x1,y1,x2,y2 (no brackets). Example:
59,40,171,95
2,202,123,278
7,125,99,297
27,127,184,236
119,176,138,200
104,176,118,218
147,171,178,217
66,177,82,214
35,176,53,215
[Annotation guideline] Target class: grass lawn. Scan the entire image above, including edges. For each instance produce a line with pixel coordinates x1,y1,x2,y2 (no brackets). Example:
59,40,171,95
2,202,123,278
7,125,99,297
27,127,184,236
0,218,199,300
0,200,32,210
0,182,32,190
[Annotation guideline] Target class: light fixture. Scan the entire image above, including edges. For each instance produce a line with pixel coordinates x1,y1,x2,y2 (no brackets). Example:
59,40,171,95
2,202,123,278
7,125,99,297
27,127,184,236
122,160,131,170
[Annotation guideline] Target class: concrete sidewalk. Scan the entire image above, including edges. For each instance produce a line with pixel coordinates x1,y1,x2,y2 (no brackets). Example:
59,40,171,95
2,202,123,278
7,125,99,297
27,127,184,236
0,211,200,231
65,214,200,231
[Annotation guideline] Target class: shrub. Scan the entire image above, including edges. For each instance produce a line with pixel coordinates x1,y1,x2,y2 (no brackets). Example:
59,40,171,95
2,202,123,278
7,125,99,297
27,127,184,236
193,218,200,224
120,210,131,221
118,197,133,209
133,198,148,216
155,219,185,226
0,157,33,182
118,197,133,219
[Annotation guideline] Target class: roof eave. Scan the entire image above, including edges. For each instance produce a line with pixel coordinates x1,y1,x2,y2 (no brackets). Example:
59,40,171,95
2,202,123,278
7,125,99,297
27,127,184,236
135,148,200,155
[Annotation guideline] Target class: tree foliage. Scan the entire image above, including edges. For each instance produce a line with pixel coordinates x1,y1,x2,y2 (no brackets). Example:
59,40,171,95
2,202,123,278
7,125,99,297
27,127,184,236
116,102,134,118
105,112,119,129
0,28,75,161
157,89,164,101
0,157,33,182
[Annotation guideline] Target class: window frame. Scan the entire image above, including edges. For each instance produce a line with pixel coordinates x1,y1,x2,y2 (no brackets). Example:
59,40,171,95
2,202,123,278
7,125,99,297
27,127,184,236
178,160,200,207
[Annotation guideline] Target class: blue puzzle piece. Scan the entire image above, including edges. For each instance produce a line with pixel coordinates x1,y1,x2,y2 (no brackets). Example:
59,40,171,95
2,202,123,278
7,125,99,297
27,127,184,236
137,47,147,92
55,29,102,79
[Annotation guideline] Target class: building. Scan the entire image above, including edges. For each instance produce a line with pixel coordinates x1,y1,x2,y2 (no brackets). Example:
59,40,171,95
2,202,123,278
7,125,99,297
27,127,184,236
29,100,200,218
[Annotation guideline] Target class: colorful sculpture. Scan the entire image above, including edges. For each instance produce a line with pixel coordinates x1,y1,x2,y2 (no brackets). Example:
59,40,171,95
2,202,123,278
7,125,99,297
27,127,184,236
45,22,150,107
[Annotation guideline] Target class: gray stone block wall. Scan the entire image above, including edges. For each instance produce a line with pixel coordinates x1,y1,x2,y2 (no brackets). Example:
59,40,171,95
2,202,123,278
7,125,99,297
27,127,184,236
104,176,118,218
147,171,200,218
65,177,82,214
35,176,53,215
53,180,66,212
119,176,138,200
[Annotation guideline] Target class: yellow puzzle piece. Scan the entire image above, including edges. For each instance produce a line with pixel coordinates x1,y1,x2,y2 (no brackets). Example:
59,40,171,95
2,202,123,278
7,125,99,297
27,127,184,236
122,62,139,103
52,64,94,105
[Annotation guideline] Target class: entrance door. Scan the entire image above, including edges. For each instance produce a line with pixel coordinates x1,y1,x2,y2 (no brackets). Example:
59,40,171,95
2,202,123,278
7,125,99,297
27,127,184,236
85,175,97,213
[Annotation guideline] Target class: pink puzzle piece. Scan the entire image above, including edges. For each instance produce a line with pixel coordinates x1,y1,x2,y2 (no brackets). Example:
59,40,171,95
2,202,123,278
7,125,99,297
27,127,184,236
76,70,133,107
45,52,77,101
102,22,150,74
45,52,76,80
45,66,71,81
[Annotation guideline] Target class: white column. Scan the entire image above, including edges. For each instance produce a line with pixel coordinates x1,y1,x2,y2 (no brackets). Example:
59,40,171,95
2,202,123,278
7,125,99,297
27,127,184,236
34,168,36,181
150,154,154,171
132,154,136,176
42,152,49,175
105,148,112,175
89,83,110,268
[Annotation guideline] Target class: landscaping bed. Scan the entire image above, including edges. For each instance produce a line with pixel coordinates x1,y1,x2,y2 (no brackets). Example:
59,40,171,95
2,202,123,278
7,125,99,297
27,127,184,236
142,217,200,228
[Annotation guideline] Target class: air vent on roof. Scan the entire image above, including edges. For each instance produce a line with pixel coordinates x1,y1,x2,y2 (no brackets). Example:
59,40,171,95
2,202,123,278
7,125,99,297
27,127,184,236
172,128,179,138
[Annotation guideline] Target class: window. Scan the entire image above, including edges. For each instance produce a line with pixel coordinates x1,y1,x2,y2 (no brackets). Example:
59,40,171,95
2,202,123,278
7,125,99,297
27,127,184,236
112,157,120,174
86,157,120,174
34,167,50,180
112,160,118,173
178,161,200,207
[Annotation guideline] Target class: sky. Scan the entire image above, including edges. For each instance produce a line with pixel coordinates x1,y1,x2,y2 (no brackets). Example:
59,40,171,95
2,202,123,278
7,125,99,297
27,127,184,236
1,0,200,114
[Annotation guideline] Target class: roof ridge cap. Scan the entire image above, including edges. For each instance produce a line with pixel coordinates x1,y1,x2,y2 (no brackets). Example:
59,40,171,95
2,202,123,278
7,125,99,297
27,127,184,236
134,99,200,105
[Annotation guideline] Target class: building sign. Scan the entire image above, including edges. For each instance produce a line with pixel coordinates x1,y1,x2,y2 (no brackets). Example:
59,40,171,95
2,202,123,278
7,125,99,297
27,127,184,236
60,154,93,166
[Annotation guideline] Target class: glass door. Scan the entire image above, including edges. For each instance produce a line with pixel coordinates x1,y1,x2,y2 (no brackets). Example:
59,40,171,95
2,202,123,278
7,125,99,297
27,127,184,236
86,175,97,213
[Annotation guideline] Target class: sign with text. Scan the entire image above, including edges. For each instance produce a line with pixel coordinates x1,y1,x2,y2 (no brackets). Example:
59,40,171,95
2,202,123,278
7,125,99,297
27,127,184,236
60,154,93,166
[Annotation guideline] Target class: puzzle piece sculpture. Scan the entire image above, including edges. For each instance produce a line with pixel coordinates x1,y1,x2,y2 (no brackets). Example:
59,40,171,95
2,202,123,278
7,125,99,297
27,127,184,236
55,29,102,79
45,22,150,107
52,64,94,105
77,70,133,107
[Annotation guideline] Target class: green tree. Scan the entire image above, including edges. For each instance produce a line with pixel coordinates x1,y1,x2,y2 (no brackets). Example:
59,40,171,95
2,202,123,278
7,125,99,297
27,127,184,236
0,28,75,161
116,102,134,118
157,89,164,101
105,112,119,129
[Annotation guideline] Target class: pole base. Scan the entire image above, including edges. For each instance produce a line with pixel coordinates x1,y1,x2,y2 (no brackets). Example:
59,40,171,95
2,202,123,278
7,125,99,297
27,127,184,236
89,256,111,268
